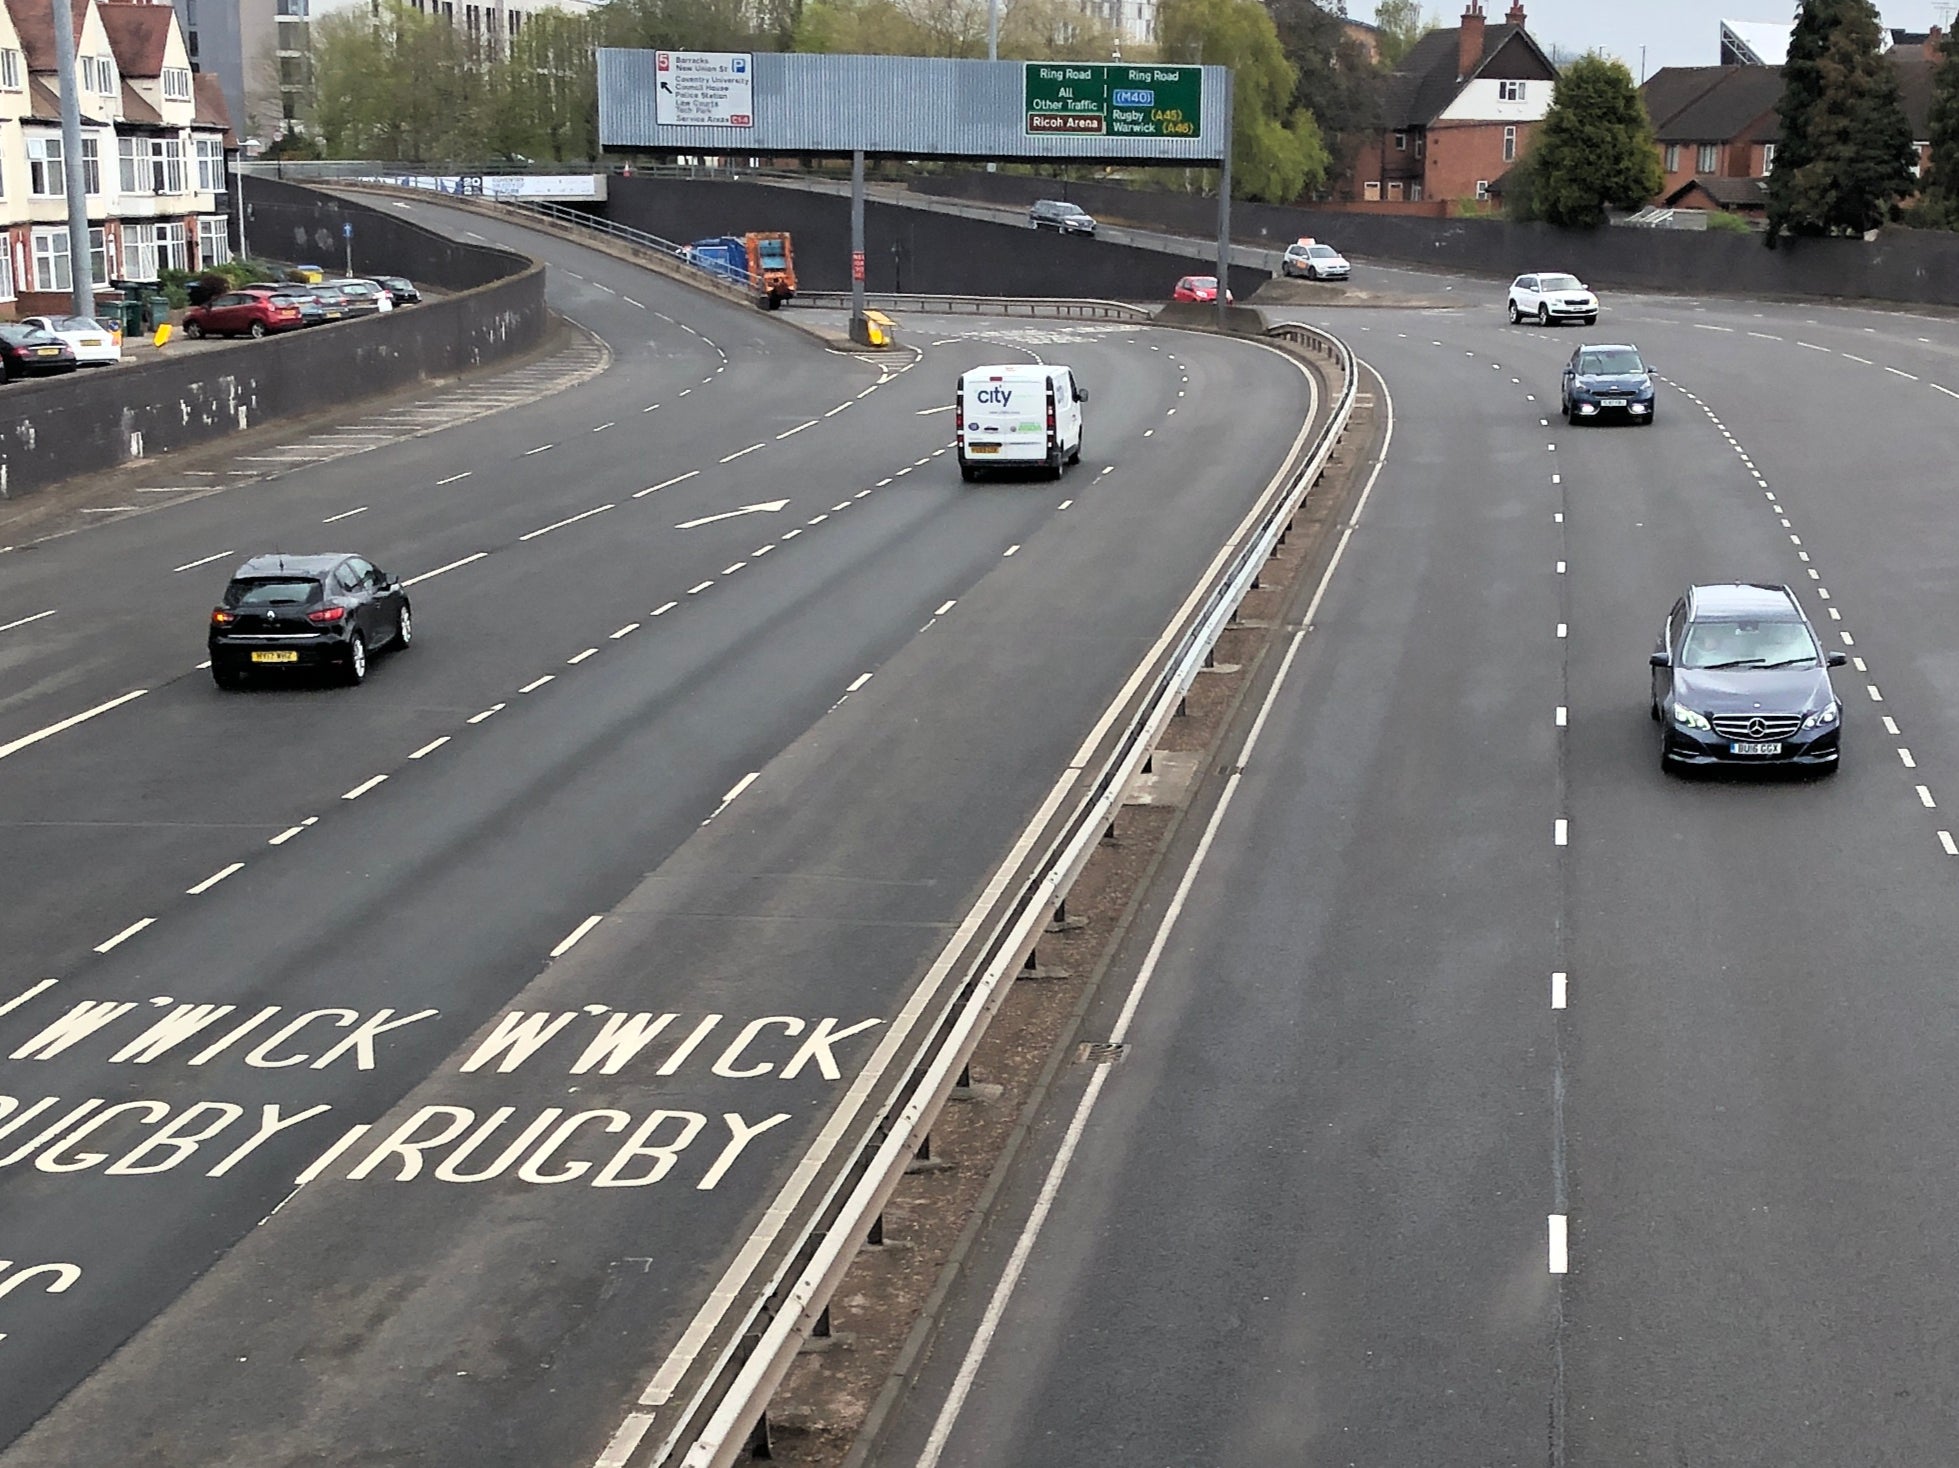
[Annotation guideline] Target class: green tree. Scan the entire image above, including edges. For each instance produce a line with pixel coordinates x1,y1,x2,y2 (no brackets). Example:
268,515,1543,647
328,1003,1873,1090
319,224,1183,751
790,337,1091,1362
1374,0,1432,68
1766,0,1916,244
1520,52,1663,227
312,2,491,162
1911,26,1959,227
1265,0,1380,196
1159,0,1330,200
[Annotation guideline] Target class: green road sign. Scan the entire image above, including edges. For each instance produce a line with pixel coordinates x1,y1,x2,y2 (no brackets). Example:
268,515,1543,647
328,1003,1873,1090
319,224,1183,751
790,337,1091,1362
1023,64,1203,140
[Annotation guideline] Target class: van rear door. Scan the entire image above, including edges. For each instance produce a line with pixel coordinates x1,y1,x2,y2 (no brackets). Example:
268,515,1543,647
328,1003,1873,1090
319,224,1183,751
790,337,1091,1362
958,370,1048,464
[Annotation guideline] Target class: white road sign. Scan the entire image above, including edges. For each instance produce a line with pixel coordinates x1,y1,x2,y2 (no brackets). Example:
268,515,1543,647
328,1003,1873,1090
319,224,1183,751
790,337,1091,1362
653,51,755,128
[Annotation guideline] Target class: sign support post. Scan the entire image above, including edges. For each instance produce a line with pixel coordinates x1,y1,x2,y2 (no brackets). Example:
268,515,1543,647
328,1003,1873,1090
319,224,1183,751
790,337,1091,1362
849,149,868,343
1216,68,1233,331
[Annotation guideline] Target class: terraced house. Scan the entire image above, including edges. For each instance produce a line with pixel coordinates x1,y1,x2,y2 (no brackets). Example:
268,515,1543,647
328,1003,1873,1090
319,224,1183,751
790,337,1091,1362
1,0,234,317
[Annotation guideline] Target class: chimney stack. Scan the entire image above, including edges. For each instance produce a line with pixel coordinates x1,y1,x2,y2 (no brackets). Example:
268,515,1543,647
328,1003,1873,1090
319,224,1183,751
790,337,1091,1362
1929,24,1944,58
1507,2,1526,25
1459,1,1486,79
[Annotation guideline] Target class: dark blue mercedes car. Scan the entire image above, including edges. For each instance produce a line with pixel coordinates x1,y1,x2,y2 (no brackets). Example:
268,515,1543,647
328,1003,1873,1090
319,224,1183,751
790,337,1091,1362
1650,583,1846,773
1561,343,1657,425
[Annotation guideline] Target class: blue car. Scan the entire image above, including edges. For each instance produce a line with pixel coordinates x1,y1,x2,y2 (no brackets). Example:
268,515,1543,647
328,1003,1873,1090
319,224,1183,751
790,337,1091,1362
1560,342,1657,425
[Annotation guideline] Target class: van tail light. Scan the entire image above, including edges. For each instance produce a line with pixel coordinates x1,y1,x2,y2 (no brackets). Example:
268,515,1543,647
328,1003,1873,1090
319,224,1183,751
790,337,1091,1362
210,608,235,626
1046,386,1057,448
954,389,963,445
306,605,346,624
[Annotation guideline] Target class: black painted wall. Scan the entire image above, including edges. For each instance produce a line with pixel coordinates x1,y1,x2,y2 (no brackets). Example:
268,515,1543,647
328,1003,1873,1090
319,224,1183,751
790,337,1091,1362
598,177,1264,300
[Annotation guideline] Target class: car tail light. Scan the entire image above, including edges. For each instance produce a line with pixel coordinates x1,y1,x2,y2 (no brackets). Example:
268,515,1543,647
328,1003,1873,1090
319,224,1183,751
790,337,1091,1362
306,605,346,624
210,608,235,626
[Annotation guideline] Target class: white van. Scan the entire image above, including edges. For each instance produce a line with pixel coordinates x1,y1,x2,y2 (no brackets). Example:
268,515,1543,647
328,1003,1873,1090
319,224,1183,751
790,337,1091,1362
955,364,1087,482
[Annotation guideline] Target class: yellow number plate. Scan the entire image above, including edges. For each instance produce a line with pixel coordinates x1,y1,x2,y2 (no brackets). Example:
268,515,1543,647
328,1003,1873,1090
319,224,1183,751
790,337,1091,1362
969,444,1000,455
250,650,299,664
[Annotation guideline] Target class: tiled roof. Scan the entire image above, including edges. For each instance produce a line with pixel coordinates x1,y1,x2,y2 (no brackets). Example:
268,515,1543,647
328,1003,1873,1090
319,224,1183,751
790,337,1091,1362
1666,175,1768,207
26,71,111,124
1645,65,1781,143
119,78,162,125
97,0,173,77
1640,66,1730,132
192,70,234,139
8,0,91,76
1388,21,1540,128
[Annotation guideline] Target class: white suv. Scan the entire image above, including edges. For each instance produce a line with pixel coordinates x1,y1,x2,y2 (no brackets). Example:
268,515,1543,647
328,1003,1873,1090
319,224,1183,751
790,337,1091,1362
1281,240,1350,281
1508,272,1598,326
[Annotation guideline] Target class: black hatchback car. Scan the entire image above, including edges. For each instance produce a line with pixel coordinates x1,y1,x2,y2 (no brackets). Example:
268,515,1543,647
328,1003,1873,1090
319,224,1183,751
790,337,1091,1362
1650,583,1846,772
208,553,412,688
1561,343,1657,424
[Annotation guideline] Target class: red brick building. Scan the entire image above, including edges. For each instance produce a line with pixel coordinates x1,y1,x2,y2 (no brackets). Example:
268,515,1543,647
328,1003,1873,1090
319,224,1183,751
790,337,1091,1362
1335,1,1559,215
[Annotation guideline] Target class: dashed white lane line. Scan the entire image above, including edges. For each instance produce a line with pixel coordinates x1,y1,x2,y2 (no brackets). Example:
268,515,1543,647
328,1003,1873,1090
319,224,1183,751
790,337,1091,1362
781,529,803,541
1919,785,1938,808
1058,499,1073,510
467,703,506,724
1883,716,1902,735
185,861,246,896
624,297,645,308
846,672,874,693
1943,832,1959,857
1798,341,1829,351
1933,384,1959,401
520,504,613,542
652,601,678,616
171,550,233,573
1841,354,1873,365
720,443,765,463
268,816,318,846
856,489,875,498
1887,368,1919,380
342,774,388,800
0,688,149,763
643,404,660,413
1554,819,1569,846
550,914,605,959
0,608,57,633
611,623,640,639
1556,706,1568,727
1556,623,1568,638
1548,1214,1569,1274
1003,544,1021,557
825,404,851,417
404,552,488,588
436,472,473,486
635,470,700,499
1869,684,1885,701
722,562,747,576
94,917,155,954
935,600,957,616
523,443,555,456
518,675,556,694
1556,561,1566,574
752,544,775,557
410,737,450,759
323,506,369,524
687,581,714,596
568,648,599,665
1552,971,1568,1009
1749,331,1783,341
777,420,819,439
593,422,615,433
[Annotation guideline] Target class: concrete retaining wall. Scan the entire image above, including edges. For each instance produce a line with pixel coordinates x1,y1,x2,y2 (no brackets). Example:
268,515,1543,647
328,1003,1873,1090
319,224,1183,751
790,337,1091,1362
598,176,1265,301
0,181,547,503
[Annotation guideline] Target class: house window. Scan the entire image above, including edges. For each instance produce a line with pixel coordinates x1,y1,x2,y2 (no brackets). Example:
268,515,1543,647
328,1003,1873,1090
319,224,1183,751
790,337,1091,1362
1387,180,1404,200
1761,142,1776,175
31,227,71,292
1499,80,1526,102
89,57,115,93
1363,180,1382,201
195,137,225,192
0,48,22,90
152,138,186,194
1393,130,1406,150
1665,143,1680,172
122,223,158,281
1503,126,1517,162
119,136,149,194
1475,179,1491,200
87,227,109,285
0,245,13,300
197,215,231,266
1415,136,1425,157
1697,143,1719,173
156,221,187,271
1410,182,1424,202
27,137,63,197
162,67,193,101
80,137,101,196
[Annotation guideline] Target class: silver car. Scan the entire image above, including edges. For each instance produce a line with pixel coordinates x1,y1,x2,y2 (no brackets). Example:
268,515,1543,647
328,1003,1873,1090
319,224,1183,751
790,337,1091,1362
1281,241,1350,280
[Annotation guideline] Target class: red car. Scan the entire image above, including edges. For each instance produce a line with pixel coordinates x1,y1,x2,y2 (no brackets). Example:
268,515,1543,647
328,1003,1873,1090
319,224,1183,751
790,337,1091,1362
181,288,306,340
1172,275,1234,303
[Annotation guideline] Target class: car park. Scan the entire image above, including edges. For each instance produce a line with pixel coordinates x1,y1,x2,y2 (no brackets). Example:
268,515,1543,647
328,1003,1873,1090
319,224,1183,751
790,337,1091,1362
1172,275,1234,303
374,275,421,305
955,363,1087,481
1650,583,1846,773
0,323,79,378
309,283,364,317
1280,239,1350,281
1029,199,1097,235
208,553,413,688
181,290,306,339
1509,272,1598,325
19,314,122,366
262,286,330,326
1561,343,1657,424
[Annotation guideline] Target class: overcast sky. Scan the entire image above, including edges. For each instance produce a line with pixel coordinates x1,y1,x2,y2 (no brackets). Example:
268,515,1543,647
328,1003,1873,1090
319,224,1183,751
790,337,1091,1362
1418,1,1951,77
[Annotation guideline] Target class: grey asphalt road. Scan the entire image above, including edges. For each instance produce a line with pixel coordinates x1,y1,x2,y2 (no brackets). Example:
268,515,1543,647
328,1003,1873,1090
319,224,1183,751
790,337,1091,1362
873,289,1959,1466
0,203,1323,1466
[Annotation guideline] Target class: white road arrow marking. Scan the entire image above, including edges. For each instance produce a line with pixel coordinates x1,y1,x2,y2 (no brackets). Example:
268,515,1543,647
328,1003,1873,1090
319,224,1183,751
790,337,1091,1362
676,500,791,530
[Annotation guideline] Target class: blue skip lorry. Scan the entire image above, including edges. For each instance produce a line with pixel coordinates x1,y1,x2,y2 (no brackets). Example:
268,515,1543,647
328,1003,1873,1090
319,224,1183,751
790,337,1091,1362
684,233,797,310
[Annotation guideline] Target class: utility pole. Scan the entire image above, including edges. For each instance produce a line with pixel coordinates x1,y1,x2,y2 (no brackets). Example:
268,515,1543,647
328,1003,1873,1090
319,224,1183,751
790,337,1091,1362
51,0,95,317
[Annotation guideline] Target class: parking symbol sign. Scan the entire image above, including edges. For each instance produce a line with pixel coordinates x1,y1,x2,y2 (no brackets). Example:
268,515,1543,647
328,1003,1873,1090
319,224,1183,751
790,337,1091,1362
733,56,747,74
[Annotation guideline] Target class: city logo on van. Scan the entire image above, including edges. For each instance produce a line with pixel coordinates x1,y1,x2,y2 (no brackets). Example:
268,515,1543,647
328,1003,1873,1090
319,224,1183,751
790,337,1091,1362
973,385,1016,406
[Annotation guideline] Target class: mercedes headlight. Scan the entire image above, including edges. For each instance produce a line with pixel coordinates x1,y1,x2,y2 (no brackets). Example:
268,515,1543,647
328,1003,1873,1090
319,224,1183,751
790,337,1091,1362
1802,702,1839,729
1673,704,1712,730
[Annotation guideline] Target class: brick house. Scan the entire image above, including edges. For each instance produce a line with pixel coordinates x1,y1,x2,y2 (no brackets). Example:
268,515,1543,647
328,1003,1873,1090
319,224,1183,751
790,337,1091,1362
1642,45,1939,220
1335,0,1558,215
1,0,234,317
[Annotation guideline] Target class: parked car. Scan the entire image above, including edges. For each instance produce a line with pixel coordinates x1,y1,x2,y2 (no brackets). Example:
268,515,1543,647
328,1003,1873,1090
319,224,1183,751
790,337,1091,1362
0,323,79,379
1172,275,1233,303
181,290,307,339
208,552,413,688
1280,239,1350,281
1561,343,1657,425
324,278,393,312
18,314,122,365
374,275,421,305
261,286,330,326
308,283,363,317
1508,272,1598,326
1029,199,1097,235
1651,583,1845,773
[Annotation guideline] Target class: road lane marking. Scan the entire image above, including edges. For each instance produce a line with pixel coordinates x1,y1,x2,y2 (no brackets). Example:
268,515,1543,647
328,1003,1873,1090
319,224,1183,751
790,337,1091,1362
403,552,488,587
342,774,388,800
1548,1214,1569,1273
467,703,506,724
1556,706,1567,726
550,915,605,958
322,506,369,523
1554,819,1568,846
1934,384,1959,400
1943,832,1959,856
1003,544,1020,557
0,609,56,633
1869,684,1884,701
652,601,678,616
593,422,615,433
519,676,555,693
410,737,450,759
635,470,700,498
1552,972,1568,1009
171,550,233,573
686,581,713,596
935,600,957,616
186,862,245,895
1919,785,1938,808
568,648,598,665
1798,341,1829,351
825,403,850,416
520,504,613,541
846,672,873,692
268,818,317,845
702,771,761,826
94,917,154,954
523,443,555,455
808,514,829,524
1058,499,1073,510
1842,353,1873,364
720,443,765,463
776,420,818,438
1883,717,1901,735
1887,368,1919,380
0,688,148,763
611,623,640,639
1556,623,1567,638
